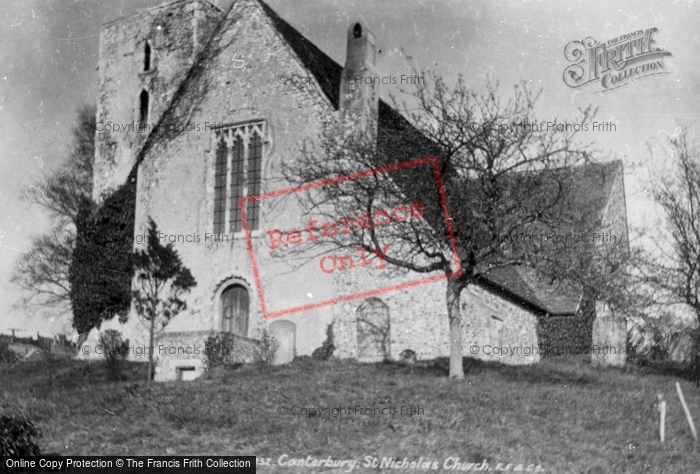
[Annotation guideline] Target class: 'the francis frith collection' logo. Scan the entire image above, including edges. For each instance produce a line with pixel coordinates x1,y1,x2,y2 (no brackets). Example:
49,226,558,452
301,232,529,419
563,28,673,92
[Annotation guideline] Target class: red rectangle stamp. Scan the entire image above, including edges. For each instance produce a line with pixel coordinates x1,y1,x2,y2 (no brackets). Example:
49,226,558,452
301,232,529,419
240,156,461,319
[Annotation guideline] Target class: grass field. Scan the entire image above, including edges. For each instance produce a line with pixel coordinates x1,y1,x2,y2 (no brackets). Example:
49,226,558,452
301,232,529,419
1,356,699,473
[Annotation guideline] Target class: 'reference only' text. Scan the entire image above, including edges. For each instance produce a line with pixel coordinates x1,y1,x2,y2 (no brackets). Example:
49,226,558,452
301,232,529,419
266,202,427,251
266,202,427,276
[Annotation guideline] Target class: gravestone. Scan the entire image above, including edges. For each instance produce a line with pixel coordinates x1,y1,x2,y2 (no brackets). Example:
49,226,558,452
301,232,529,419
399,349,416,364
668,331,695,363
356,297,390,362
591,302,627,367
270,320,296,365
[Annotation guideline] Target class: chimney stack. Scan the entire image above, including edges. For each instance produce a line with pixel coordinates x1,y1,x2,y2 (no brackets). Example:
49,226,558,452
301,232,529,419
340,18,378,135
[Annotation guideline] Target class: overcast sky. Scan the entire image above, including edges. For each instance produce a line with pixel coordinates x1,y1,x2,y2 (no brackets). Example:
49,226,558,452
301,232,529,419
1,0,698,337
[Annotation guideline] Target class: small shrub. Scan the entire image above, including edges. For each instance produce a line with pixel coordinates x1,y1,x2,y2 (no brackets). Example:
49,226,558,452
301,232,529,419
254,328,279,367
204,333,235,371
628,312,694,363
312,323,335,360
99,329,129,380
0,416,42,460
0,340,19,364
206,329,279,369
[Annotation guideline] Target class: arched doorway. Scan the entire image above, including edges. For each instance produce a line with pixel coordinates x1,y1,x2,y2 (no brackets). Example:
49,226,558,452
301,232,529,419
270,320,296,365
221,285,249,336
356,297,390,362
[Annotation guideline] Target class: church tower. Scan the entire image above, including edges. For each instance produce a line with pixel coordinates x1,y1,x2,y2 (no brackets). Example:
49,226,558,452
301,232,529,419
93,0,221,201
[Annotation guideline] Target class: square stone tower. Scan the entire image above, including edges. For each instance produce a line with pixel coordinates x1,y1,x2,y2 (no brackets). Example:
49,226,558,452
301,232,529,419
94,0,221,202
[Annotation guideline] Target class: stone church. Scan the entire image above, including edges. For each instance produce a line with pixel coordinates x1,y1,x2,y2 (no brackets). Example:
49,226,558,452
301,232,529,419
84,0,629,380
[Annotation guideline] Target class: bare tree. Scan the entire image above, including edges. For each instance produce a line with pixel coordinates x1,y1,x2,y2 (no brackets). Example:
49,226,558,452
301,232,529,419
12,104,95,312
285,75,601,379
644,127,700,383
12,227,74,308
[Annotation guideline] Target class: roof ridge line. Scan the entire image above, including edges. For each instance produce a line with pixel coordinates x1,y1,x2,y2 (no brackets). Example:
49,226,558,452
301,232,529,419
252,0,338,111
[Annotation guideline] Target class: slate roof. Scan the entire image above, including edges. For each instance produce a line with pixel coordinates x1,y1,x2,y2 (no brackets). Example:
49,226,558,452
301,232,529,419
479,160,624,315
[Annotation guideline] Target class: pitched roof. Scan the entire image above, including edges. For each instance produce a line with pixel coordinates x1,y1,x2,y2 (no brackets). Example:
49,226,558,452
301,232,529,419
479,160,624,315
561,159,622,231
481,266,583,316
257,0,343,110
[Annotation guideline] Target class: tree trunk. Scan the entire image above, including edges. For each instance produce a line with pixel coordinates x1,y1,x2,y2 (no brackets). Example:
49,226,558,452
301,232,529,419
77,332,88,350
147,315,155,385
447,277,464,379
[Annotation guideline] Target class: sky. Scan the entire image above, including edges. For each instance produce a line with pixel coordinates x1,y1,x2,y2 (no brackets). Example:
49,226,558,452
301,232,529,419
0,0,698,337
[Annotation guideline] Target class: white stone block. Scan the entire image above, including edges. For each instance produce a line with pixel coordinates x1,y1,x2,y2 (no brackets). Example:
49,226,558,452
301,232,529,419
592,303,627,367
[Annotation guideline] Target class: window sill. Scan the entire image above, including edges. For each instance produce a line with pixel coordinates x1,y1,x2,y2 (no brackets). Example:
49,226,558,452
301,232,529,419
229,230,264,239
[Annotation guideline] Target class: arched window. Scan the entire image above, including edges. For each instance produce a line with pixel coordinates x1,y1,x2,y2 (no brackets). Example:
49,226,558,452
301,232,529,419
212,122,266,234
139,90,149,128
221,285,249,336
144,42,151,71
353,23,362,39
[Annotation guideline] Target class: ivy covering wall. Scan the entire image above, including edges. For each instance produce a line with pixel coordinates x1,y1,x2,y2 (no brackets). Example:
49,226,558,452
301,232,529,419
536,292,597,358
69,168,136,336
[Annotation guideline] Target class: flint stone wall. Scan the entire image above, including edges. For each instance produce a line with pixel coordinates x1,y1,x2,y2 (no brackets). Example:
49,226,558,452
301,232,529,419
333,271,540,365
154,330,211,381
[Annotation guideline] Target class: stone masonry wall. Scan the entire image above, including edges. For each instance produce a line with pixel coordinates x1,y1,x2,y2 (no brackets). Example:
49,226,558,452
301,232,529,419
332,267,448,362
154,330,212,382
333,268,540,365
462,284,541,364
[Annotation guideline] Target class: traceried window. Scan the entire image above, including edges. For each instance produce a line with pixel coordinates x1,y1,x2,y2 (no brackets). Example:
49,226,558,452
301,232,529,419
213,121,265,234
